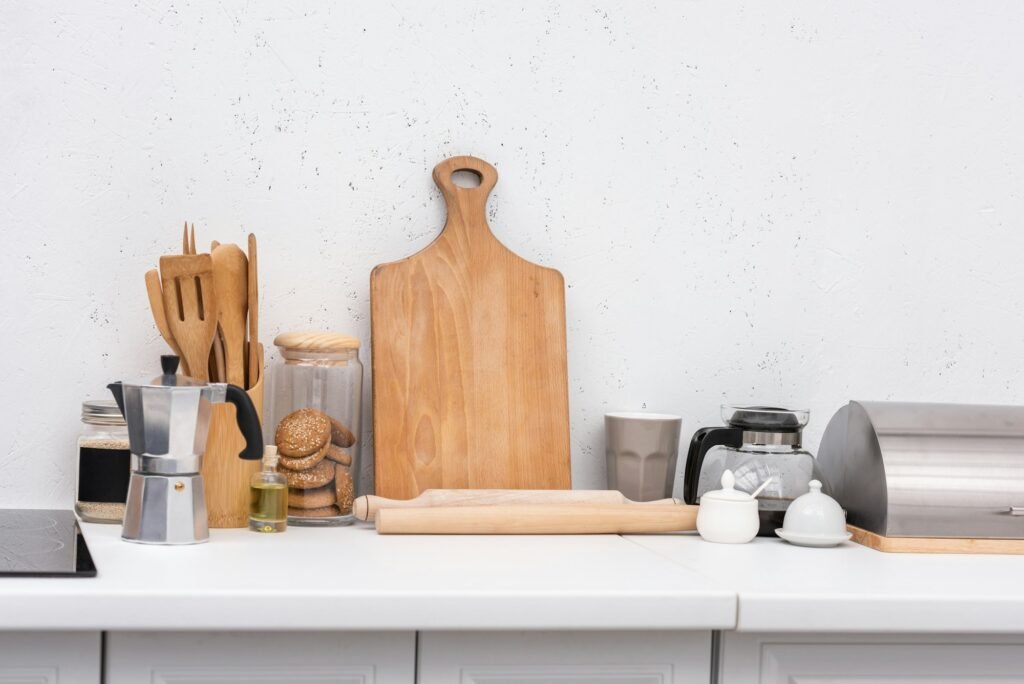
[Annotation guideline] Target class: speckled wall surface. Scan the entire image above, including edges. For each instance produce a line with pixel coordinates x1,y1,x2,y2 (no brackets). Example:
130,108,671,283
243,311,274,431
2,2,1023,507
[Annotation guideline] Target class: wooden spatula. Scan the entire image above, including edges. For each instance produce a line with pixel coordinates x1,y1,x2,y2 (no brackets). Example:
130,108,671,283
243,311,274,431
211,245,248,386
144,269,189,375
159,254,218,382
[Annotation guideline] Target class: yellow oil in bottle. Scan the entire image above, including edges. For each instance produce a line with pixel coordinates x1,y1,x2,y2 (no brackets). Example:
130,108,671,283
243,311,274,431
249,446,288,533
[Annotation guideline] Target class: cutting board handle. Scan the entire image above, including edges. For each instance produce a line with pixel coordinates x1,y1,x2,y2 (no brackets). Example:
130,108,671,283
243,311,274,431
432,156,498,221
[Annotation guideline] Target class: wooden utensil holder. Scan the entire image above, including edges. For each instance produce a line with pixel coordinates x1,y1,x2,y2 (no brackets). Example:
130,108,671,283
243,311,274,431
202,344,264,528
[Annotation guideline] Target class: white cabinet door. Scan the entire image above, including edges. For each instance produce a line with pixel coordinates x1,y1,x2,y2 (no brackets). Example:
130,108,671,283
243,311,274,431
106,631,415,684
0,631,100,684
721,632,1024,683
418,631,711,684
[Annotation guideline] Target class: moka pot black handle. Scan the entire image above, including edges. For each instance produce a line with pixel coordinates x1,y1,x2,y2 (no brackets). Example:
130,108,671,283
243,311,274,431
225,384,263,460
682,426,745,504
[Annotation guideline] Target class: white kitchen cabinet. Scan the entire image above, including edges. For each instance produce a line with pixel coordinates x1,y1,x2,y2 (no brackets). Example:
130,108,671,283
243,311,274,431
0,631,100,684
418,630,712,684
105,631,415,684
720,632,1024,683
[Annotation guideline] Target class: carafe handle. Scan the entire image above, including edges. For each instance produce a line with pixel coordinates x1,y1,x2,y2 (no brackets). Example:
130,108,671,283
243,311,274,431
225,384,263,460
682,426,744,505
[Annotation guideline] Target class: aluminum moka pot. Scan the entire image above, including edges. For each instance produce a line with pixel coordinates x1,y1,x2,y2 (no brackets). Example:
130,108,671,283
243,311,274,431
108,355,262,545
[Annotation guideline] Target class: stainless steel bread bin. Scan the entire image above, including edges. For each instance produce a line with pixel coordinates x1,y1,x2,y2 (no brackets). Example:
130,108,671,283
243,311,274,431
817,401,1024,539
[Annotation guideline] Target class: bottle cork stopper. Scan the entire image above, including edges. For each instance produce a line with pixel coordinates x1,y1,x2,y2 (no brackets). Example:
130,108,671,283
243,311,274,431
264,444,279,467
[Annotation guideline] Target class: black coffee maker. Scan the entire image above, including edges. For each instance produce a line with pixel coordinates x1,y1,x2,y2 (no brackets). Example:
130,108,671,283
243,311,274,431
683,405,823,536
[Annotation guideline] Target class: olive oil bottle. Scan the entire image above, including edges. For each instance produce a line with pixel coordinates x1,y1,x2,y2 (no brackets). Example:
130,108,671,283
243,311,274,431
249,445,288,533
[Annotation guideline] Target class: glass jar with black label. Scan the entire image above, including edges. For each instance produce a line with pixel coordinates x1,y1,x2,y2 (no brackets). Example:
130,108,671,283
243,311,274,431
76,399,131,523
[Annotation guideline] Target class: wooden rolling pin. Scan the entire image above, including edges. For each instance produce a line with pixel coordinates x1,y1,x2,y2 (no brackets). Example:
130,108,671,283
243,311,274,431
374,503,699,535
353,489,680,521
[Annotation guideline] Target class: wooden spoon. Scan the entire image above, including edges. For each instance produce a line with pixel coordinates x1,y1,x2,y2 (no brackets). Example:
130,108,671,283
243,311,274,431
159,254,217,382
246,233,259,388
211,244,248,386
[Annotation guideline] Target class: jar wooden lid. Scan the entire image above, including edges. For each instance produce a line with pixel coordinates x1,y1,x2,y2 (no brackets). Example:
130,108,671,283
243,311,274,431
273,331,360,352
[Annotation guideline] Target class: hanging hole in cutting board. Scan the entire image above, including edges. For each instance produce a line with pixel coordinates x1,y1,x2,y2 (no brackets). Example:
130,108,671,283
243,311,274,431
451,169,482,188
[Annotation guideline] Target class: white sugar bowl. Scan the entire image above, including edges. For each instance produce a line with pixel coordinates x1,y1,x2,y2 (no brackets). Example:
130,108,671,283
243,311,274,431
696,470,761,544
775,480,852,547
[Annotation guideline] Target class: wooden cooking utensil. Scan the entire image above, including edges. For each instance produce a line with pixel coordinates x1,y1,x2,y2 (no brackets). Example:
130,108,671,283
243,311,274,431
246,233,259,388
374,504,700,535
182,222,197,255
159,254,218,382
354,489,681,522
210,244,248,386
371,155,571,498
210,331,226,382
144,269,189,375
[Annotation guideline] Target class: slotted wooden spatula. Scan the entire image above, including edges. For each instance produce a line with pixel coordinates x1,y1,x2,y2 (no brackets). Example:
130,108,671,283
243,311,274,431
159,254,218,382
371,155,571,499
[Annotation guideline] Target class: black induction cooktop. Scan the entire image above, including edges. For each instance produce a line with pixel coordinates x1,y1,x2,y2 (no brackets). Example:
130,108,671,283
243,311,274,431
0,509,97,577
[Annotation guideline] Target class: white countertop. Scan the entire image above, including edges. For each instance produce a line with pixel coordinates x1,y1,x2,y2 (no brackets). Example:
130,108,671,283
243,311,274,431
6,523,1024,633
627,534,1024,634
0,523,735,631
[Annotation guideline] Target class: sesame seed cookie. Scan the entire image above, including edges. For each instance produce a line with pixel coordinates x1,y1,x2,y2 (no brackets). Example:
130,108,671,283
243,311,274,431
278,440,329,471
275,408,331,457
330,417,356,448
282,458,335,489
335,467,354,514
288,505,341,518
325,444,352,466
288,483,336,509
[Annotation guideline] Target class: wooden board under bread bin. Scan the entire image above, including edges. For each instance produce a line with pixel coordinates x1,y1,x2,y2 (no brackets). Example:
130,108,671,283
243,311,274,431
370,156,572,499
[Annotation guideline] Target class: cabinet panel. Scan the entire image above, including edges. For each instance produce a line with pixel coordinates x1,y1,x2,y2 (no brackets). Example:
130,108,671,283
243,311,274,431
722,633,1024,683
0,631,100,684
418,631,711,684
106,631,415,684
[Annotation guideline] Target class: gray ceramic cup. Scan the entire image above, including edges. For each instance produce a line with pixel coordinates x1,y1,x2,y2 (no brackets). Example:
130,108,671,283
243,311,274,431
605,412,683,502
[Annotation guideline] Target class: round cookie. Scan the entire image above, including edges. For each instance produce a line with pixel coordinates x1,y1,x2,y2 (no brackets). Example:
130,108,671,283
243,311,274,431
330,417,356,448
289,505,341,518
275,409,331,457
325,444,352,466
283,459,335,489
335,467,354,514
279,440,329,471
288,483,336,509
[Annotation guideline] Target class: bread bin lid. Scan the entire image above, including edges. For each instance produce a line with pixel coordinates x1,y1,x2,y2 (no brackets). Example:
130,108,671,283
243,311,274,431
817,400,1024,539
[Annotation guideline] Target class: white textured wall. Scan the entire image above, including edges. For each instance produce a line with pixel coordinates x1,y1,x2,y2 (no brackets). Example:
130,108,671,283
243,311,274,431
3,1,1023,507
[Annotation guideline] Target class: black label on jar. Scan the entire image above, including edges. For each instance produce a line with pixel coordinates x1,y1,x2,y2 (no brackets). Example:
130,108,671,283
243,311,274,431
78,447,131,503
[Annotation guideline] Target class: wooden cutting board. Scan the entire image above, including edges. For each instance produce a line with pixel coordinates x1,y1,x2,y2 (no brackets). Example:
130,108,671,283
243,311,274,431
371,155,571,499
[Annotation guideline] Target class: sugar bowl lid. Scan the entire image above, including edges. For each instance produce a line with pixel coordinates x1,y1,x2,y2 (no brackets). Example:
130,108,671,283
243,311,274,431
701,470,756,502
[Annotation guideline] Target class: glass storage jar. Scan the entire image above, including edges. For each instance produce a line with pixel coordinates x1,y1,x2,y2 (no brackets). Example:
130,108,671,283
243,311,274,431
269,332,363,526
76,399,131,523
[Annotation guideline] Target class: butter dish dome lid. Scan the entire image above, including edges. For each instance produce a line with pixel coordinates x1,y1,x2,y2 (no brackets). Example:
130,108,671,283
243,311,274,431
779,480,847,536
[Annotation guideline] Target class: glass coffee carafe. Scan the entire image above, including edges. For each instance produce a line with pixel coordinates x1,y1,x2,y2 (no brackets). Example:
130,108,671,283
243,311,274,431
683,405,824,536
